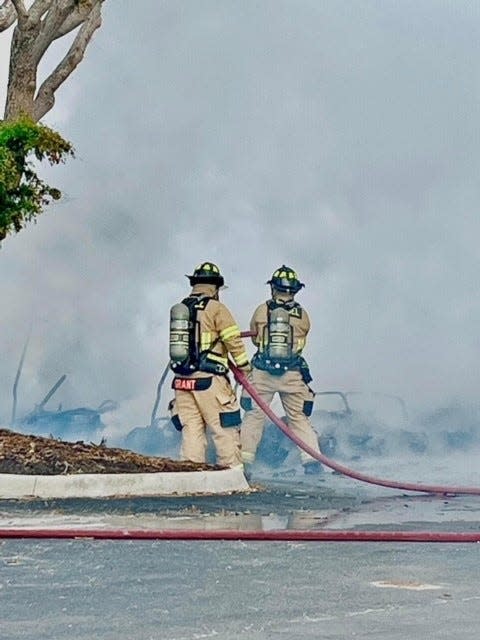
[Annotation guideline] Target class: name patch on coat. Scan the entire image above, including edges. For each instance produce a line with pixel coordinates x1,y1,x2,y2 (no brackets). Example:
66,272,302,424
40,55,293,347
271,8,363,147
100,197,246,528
172,377,212,391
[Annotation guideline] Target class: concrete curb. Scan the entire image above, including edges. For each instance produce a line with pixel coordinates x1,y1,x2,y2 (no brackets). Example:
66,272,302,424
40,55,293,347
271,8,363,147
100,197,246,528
0,468,250,499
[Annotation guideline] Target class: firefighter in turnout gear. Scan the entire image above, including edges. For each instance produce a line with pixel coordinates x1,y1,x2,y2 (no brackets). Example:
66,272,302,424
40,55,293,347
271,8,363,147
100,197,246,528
240,266,322,477
169,262,251,467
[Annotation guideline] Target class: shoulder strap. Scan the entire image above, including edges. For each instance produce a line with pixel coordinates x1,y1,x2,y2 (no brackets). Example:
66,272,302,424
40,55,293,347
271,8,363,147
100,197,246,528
267,299,302,315
182,294,212,310
183,295,225,365
181,295,212,365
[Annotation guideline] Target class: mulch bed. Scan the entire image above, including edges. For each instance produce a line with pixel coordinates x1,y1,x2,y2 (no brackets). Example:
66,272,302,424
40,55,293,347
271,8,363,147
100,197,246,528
0,429,224,475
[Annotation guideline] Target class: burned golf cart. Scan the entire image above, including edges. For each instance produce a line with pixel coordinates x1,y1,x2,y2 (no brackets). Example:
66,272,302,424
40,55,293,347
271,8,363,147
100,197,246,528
10,338,117,444
312,391,428,459
256,389,480,468
255,390,428,468
16,374,117,443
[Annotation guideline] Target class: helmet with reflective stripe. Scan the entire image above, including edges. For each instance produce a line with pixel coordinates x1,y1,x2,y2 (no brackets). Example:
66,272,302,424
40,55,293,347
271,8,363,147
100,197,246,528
187,262,225,287
267,265,304,294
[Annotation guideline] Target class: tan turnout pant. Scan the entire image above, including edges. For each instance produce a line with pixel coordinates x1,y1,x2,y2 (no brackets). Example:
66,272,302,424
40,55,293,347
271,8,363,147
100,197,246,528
240,368,320,465
174,375,242,467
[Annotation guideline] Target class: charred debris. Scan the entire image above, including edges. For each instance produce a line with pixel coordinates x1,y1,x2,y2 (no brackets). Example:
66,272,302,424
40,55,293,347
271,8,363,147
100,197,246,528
2,343,218,475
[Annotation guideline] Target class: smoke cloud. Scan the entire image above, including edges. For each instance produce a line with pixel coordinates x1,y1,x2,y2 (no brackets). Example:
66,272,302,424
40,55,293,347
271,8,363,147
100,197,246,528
1,1,479,441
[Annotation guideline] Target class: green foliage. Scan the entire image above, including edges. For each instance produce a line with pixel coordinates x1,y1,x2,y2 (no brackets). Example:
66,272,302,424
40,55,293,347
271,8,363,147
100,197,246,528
0,118,74,241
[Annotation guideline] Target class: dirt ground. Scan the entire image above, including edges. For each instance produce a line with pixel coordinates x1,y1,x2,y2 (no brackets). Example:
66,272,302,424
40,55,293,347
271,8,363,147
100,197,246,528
0,428,223,475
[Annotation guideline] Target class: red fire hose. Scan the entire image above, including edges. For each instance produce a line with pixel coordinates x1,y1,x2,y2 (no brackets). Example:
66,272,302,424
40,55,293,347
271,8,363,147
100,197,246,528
0,528,479,542
234,332,480,497
1,337,479,543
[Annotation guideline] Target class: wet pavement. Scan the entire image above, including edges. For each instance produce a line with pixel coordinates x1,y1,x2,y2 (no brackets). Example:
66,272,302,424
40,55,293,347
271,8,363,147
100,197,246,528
1,461,480,532
1,487,480,534
1,535,480,639
1,459,480,639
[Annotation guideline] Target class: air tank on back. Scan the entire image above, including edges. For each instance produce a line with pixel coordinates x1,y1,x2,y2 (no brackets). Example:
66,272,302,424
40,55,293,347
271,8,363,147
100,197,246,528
169,302,190,365
267,306,292,361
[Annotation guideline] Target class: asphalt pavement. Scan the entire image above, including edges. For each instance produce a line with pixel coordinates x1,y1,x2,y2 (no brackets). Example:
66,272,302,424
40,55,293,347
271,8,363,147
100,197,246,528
1,461,480,639
1,535,479,640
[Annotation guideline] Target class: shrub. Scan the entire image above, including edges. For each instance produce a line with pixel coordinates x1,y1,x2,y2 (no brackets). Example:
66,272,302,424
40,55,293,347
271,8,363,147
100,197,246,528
0,118,74,241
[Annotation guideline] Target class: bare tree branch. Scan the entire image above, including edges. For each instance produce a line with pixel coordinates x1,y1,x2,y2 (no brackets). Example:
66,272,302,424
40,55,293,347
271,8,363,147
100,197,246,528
0,1,16,32
54,1,99,40
32,0,78,62
10,0,27,23
4,0,105,120
29,0,54,22
33,1,102,121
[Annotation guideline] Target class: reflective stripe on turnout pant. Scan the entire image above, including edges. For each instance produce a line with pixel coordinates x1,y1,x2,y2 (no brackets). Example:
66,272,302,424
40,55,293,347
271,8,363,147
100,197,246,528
175,375,242,467
240,368,320,465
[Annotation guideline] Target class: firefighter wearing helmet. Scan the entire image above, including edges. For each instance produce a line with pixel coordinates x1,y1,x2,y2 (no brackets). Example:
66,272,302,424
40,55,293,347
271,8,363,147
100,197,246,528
168,262,251,467
240,266,322,478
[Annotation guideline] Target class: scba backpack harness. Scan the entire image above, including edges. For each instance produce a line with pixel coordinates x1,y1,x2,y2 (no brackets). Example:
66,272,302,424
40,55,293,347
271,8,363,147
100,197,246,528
253,299,311,381
169,295,226,377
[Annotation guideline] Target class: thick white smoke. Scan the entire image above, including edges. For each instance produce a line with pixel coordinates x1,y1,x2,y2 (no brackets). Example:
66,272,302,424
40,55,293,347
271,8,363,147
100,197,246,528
1,1,479,445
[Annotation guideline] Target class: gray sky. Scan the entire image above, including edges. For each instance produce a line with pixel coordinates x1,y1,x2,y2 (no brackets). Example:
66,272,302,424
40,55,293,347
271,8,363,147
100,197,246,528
1,0,480,438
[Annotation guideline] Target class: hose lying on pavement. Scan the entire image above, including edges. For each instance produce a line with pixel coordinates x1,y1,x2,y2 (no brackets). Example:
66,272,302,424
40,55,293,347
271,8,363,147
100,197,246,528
2,342,479,543
232,337,480,497
1,528,479,542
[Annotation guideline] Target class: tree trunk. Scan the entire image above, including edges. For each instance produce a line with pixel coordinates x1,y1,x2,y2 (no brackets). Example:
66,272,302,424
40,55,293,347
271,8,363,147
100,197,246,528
4,21,40,120
2,1,104,122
